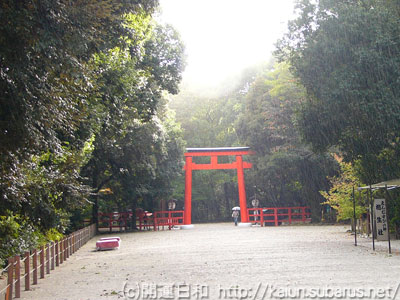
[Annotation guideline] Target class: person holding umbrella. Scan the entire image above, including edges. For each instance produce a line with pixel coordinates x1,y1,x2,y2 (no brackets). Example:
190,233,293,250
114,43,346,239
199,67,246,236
232,207,240,226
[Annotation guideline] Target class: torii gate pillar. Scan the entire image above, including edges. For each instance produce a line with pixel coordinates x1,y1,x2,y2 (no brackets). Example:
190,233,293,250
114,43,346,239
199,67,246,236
183,147,253,225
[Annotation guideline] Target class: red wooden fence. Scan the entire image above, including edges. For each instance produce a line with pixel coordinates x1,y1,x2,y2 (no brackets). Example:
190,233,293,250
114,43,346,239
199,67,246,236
97,212,132,232
153,211,184,231
97,211,185,232
98,208,310,232
0,223,96,300
247,206,311,226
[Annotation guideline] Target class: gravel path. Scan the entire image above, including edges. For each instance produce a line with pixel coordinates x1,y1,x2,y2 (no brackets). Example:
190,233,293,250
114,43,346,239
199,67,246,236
20,224,400,300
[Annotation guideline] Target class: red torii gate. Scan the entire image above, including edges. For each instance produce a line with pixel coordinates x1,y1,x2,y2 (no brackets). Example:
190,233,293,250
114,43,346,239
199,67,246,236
183,147,253,225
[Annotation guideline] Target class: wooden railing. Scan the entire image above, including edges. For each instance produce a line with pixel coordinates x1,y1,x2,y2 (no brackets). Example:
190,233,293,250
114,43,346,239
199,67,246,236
154,211,184,231
98,211,184,232
97,212,132,232
0,223,96,300
247,207,311,226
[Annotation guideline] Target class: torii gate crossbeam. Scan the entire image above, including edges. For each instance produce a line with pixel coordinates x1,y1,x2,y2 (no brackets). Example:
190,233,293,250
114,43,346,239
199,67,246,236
183,147,253,224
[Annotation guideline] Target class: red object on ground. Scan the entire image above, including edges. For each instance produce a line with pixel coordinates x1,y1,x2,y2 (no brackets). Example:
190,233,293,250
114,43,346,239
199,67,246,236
100,237,121,242
96,238,120,250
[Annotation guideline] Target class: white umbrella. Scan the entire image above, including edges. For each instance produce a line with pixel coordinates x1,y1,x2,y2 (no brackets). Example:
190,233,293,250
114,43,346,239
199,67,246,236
232,206,240,211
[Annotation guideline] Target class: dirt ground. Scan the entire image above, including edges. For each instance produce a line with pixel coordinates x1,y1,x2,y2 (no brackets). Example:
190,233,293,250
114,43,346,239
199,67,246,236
19,223,400,300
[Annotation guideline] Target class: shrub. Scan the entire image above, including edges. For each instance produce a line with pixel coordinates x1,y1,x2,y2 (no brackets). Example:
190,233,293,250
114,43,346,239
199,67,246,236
0,212,41,266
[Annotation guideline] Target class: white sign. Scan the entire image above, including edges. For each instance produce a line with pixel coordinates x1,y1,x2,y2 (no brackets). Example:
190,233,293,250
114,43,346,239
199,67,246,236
374,199,389,241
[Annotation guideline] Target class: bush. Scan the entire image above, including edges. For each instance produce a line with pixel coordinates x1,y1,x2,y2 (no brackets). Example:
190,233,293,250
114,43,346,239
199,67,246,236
0,212,41,266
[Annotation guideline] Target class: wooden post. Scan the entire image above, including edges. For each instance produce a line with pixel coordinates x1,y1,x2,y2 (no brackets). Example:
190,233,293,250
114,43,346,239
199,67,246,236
369,186,375,251
7,257,14,300
68,237,71,257
15,255,20,298
46,244,50,274
385,185,392,254
69,236,72,255
64,238,68,260
260,209,264,227
60,239,64,264
33,249,38,285
60,239,64,263
40,246,45,279
24,252,30,291
288,208,292,225
274,208,278,226
67,237,70,258
353,186,357,246
76,231,79,249
168,210,172,230
55,241,60,267
51,242,55,270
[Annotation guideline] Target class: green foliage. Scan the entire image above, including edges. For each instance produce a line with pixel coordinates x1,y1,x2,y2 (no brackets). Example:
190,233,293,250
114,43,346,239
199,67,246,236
320,161,366,221
170,62,339,222
44,228,64,243
237,62,338,220
0,0,158,159
0,212,39,265
0,0,185,260
276,0,400,184
82,19,186,215
169,66,260,221
1,134,95,233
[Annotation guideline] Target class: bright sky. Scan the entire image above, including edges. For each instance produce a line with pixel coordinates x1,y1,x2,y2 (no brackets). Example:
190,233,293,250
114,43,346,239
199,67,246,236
158,0,295,89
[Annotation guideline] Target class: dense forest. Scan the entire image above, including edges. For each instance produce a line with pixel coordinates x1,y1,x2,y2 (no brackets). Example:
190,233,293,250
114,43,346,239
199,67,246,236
1,0,400,263
0,0,186,262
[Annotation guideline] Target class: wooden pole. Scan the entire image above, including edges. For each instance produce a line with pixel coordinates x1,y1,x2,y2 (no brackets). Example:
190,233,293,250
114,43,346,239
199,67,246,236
32,249,37,285
46,244,50,274
24,252,30,291
40,246,45,279
69,236,72,256
385,185,392,254
60,239,64,264
64,239,68,260
55,241,59,267
353,186,357,246
7,257,14,300
15,255,20,298
369,186,375,251
51,242,55,270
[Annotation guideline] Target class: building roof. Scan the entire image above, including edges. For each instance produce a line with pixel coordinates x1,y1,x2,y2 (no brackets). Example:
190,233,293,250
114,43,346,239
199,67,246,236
357,178,400,191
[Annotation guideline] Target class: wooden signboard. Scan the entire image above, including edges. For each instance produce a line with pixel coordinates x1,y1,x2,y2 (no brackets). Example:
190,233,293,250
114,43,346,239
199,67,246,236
374,199,389,241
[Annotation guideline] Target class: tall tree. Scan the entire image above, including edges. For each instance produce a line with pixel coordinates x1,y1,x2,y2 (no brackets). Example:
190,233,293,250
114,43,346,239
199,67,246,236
237,63,337,220
168,67,260,221
81,20,186,222
0,0,185,241
276,0,400,184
